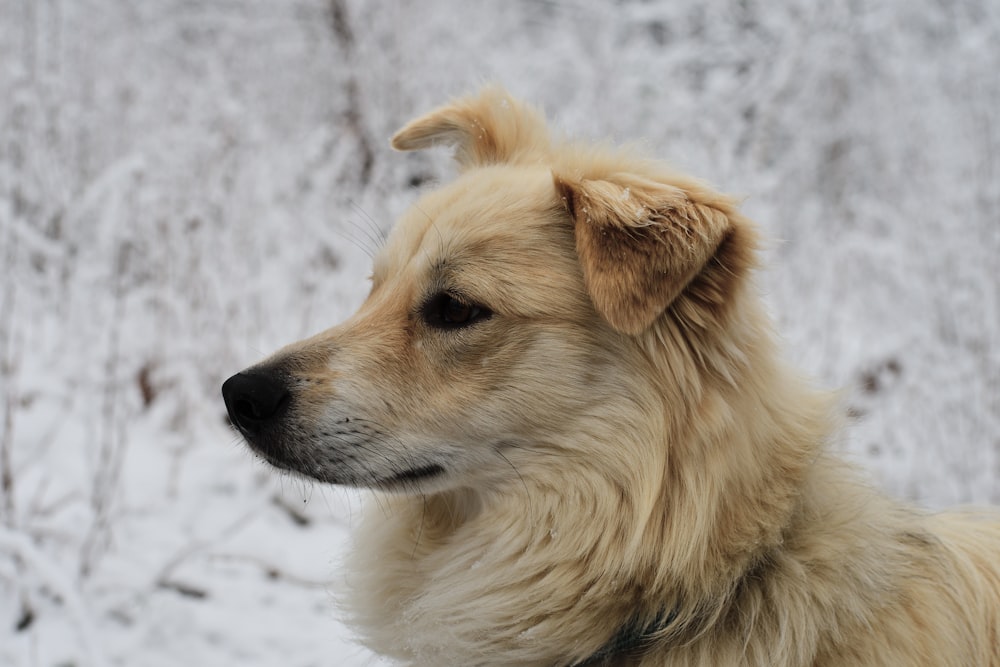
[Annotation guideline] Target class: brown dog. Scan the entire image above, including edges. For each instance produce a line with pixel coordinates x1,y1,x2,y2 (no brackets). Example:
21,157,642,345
222,87,1000,666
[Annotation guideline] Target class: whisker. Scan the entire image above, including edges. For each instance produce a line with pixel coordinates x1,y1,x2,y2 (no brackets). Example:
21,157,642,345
350,200,389,247
338,227,376,259
413,203,448,265
412,494,427,559
345,219,383,256
501,441,565,458
495,447,533,525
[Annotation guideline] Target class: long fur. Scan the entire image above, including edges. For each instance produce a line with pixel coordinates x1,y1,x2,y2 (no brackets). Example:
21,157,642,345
231,87,1000,666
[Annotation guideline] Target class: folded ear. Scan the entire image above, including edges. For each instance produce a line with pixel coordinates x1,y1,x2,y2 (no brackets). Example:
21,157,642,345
391,85,551,170
554,173,738,335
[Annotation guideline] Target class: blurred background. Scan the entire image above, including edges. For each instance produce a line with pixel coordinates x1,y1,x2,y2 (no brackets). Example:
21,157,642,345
1,1,998,665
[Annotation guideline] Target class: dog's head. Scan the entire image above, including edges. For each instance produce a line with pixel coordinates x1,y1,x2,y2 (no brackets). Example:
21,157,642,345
222,87,757,495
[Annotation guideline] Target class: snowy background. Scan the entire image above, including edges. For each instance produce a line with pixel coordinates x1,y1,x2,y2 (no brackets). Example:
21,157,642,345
1,1,998,665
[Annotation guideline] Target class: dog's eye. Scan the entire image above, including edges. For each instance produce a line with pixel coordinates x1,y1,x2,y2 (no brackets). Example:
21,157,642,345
422,293,492,329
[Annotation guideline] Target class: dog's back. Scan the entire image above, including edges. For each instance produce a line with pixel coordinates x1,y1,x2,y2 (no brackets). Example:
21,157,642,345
832,508,1000,666
925,511,1000,660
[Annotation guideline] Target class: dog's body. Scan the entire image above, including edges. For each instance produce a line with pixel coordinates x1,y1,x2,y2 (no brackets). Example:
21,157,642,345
222,88,1000,666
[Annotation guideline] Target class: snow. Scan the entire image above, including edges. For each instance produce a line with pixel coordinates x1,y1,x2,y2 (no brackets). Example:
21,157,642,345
1,0,998,665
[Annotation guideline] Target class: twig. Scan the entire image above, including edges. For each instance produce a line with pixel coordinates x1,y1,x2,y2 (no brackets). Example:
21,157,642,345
0,526,109,667
153,501,264,592
78,243,127,578
0,178,19,529
328,0,375,185
207,552,334,589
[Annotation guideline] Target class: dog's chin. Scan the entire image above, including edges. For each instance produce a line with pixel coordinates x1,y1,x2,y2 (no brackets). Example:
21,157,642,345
244,437,448,493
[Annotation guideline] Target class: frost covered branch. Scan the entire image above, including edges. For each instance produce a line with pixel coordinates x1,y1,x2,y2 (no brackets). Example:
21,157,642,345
0,527,108,667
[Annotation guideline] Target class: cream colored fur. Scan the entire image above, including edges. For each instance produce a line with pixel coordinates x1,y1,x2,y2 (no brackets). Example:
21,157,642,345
241,87,1000,666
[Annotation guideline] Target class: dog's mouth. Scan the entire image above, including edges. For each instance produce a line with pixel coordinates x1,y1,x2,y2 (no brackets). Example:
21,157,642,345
382,463,446,487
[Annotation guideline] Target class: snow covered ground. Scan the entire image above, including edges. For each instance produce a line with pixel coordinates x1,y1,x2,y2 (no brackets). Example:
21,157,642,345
1,1,998,665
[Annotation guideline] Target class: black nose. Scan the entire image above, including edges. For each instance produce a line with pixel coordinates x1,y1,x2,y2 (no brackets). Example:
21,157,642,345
221,370,291,436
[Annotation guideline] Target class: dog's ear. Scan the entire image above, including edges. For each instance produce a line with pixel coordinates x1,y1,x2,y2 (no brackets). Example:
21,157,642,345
391,86,550,169
554,173,737,335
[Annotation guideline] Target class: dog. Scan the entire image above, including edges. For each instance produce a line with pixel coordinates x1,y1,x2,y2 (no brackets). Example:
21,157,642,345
222,87,1000,666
